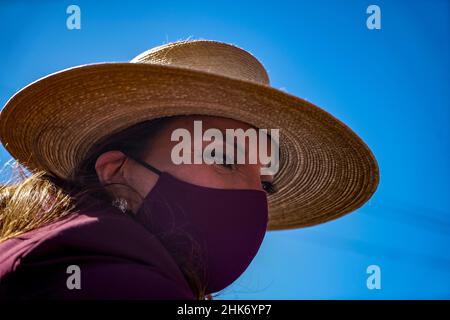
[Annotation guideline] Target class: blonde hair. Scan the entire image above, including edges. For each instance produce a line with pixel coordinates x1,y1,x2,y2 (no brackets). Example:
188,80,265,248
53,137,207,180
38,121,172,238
0,165,74,242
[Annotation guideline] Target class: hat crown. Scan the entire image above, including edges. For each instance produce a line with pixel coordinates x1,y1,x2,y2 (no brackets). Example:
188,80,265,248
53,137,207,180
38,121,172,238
130,40,270,85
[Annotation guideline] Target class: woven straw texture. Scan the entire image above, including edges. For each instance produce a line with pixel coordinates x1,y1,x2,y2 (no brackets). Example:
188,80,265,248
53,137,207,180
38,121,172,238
0,40,379,230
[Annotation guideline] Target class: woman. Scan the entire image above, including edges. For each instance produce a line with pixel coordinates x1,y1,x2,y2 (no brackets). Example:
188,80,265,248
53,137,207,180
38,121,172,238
0,40,379,299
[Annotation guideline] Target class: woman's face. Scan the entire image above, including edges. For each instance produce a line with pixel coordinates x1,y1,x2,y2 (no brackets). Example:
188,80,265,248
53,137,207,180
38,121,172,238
95,115,276,212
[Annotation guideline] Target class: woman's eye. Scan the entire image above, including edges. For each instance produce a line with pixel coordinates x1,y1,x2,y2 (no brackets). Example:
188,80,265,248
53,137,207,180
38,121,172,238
262,181,277,195
211,150,234,170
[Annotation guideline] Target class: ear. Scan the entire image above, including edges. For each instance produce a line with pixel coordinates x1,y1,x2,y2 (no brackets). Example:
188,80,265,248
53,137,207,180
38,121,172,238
95,150,128,185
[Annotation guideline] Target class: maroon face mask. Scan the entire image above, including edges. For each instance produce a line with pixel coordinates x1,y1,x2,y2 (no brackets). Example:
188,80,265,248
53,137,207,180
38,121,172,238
125,153,269,295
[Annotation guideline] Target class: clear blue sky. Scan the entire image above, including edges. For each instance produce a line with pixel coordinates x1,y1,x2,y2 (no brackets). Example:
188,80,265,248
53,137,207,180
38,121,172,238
1,0,449,299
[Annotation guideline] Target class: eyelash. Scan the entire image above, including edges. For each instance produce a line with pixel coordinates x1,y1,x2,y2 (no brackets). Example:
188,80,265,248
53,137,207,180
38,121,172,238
220,163,234,170
211,150,234,170
262,181,277,195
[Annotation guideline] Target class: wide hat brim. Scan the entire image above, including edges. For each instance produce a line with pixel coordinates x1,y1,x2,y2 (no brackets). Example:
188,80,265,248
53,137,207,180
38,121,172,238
0,62,379,230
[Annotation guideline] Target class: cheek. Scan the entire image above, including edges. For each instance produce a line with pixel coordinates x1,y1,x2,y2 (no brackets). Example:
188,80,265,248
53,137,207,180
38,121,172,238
167,164,262,190
239,164,265,190
168,164,232,189
125,166,159,211
136,172,157,194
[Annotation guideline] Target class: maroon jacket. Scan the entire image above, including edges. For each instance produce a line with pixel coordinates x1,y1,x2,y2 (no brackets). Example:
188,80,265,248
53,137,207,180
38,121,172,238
0,201,195,299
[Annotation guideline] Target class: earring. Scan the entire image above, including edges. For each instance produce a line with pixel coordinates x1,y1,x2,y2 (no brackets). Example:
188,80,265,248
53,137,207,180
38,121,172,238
112,197,128,213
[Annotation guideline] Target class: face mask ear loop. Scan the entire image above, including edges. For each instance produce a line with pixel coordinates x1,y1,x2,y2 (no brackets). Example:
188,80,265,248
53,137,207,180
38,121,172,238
122,152,162,176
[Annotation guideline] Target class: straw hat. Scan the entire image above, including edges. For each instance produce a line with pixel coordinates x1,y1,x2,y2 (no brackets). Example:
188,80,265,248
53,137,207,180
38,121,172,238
0,40,379,230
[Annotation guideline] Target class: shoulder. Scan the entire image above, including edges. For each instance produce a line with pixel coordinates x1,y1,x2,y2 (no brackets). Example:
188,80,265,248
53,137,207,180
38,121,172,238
0,205,194,299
